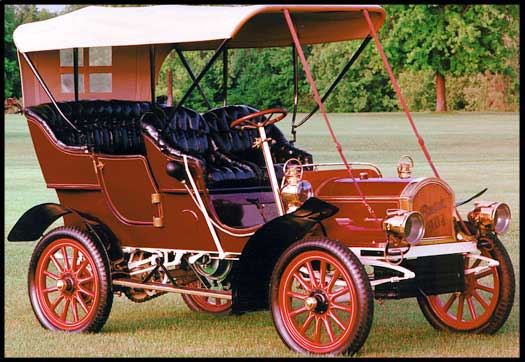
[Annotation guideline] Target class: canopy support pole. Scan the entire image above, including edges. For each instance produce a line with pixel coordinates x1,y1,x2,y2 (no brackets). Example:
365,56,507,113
296,36,371,129
175,39,229,111
20,52,80,133
362,9,471,234
73,48,79,102
223,47,228,107
290,44,298,145
175,47,212,109
283,9,378,221
149,45,155,104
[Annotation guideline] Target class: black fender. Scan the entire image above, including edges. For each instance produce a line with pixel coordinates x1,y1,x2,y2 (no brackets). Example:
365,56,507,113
7,202,123,262
230,197,339,314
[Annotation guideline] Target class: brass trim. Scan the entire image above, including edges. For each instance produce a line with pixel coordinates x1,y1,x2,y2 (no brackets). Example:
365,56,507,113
417,236,458,245
153,216,163,228
151,193,161,204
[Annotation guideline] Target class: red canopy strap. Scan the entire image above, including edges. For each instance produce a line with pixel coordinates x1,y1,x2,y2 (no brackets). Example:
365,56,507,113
363,10,471,235
283,9,379,222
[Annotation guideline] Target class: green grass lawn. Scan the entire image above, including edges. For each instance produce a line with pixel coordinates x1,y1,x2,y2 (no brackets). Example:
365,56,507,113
4,112,519,357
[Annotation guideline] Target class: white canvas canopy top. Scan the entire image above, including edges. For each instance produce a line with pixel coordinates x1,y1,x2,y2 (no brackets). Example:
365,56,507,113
13,4,386,53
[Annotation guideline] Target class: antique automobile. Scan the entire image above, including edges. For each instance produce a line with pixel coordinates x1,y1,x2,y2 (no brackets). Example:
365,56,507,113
8,5,515,356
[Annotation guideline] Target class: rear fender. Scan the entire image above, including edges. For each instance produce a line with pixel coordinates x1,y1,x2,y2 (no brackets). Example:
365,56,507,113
7,203,123,261
231,197,338,314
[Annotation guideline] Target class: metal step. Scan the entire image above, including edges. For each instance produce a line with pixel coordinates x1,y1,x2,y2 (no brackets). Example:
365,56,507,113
112,278,232,300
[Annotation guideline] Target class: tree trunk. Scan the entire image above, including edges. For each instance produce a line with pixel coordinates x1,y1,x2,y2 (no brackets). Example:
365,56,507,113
435,71,447,112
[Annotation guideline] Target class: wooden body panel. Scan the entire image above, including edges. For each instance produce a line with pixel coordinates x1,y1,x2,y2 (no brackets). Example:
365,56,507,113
27,112,457,254
27,117,98,188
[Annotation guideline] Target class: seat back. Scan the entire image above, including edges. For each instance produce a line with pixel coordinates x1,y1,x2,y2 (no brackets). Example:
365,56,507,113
141,105,210,159
202,105,313,166
27,100,151,155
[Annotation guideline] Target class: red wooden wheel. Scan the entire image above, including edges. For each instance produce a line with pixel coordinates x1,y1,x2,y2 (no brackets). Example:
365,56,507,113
271,239,373,356
181,280,232,315
230,108,287,130
418,238,515,334
28,227,113,332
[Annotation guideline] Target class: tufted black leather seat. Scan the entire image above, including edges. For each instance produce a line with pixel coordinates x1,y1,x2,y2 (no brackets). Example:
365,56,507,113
141,105,261,189
27,100,150,155
202,105,313,184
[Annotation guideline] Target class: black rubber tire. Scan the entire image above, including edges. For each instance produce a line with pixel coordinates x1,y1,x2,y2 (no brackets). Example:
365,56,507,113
417,238,515,334
28,226,113,333
270,239,374,356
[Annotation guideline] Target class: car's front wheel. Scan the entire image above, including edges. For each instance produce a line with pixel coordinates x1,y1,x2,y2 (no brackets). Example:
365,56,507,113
270,239,373,356
417,237,514,334
28,227,113,332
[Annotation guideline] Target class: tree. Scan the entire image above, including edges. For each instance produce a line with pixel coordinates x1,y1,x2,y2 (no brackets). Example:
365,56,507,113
4,5,57,99
383,4,518,112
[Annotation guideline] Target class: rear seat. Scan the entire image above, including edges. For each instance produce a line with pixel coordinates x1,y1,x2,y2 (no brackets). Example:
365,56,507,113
27,100,149,155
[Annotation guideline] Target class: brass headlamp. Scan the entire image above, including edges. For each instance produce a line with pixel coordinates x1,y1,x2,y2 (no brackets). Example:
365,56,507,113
468,201,511,235
383,209,425,245
280,158,313,213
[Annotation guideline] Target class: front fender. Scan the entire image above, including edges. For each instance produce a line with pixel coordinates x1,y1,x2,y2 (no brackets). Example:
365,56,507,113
231,197,338,314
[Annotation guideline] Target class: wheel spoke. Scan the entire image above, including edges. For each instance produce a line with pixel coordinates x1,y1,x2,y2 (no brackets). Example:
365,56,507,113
300,313,315,334
61,246,70,271
331,286,349,300
75,259,89,276
75,292,89,314
61,297,71,321
476,269,495,280
71,297,79,323
470,258,482,269
314,317,322,343
43,286,59,294
472,290,489,310
475,282,495,294
456,295,465,321
78,286,95,299
326,269,340,292
78,275,94,284
322,316,335,343
293,272,311,292
327,310,347,331
319,260,327,289
71,248,79,272
442,293,457,313
50,254,64,273
287,291,308,300
50,294,65,312
44,270,60,280
467,296,477,320
305,261,317,288
331,301,352,312
289,306,308,317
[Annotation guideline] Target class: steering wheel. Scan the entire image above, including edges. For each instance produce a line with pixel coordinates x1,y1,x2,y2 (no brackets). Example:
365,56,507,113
230,108,288,130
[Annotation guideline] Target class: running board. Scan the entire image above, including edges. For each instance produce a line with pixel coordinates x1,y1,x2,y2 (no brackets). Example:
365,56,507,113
112,278,232,300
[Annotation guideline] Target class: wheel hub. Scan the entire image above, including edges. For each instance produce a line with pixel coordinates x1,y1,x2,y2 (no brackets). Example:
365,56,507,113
307,290,329,314
57,277,75,293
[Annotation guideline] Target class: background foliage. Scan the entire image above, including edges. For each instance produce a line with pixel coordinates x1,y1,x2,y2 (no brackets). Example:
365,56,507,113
4,4,520,112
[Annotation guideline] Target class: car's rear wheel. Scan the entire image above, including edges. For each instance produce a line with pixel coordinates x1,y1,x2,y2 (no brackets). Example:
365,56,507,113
417,238,514,333
270,239,373,356
181,280,232,315
28,227,113,332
